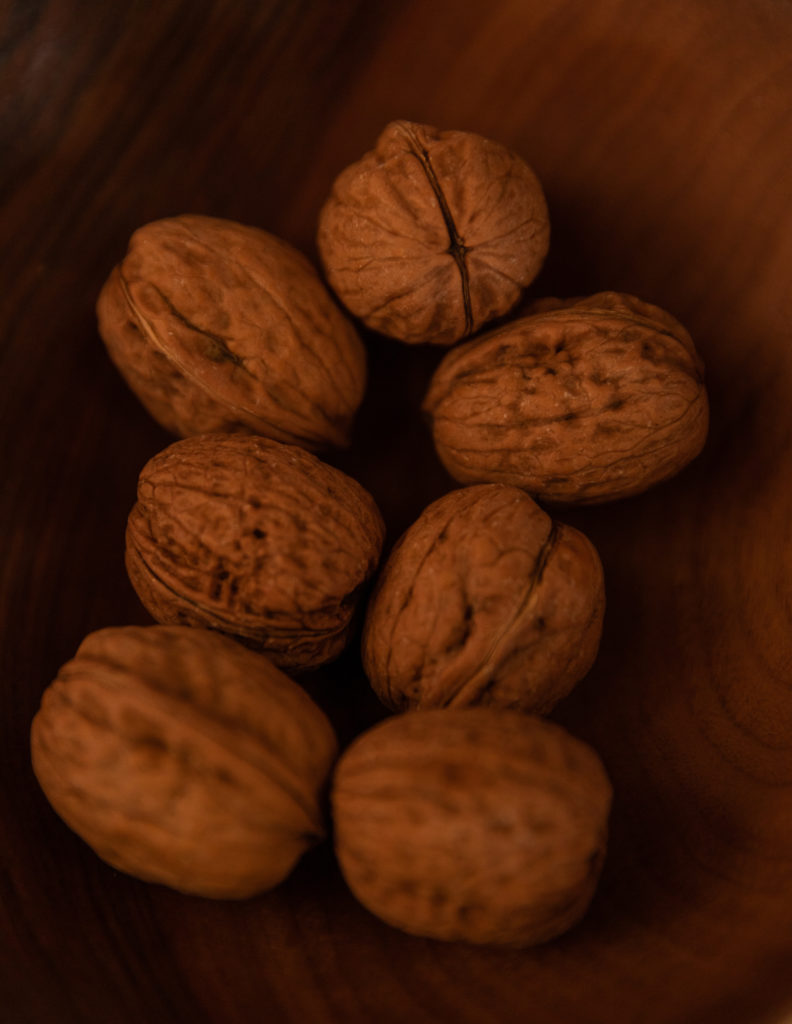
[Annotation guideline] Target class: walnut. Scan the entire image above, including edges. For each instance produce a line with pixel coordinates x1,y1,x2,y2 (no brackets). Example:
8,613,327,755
30,626,338,898
125,433,385,669
423,291,709,503
97,214,366,449
316,120,550,346
331,708,612,946
362,484,604,713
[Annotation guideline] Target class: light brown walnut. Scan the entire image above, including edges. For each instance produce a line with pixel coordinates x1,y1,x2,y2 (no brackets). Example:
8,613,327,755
97,214,366,449
125,433,385,669
423,291,709,502
331,708,612,947
317,120,550,346
30,626,338,898
362,484,604,713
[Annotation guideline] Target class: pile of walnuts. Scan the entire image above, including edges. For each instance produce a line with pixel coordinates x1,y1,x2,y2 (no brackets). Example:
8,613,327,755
31,120,708,949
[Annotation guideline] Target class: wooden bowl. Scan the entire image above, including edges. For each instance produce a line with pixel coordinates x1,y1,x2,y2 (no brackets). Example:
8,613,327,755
3,1,791,1021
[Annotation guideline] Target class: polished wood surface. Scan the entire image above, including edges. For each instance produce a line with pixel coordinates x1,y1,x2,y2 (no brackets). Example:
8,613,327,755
3,1,792,1021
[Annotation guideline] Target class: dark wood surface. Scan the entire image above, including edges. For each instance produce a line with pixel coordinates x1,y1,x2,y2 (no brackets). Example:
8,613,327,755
3,1,792,1021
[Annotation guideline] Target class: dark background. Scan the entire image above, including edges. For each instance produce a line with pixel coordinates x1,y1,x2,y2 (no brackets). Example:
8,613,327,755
2,1,792,1021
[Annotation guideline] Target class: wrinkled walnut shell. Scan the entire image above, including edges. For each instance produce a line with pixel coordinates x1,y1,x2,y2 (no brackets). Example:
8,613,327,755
362,484,604,713
31,626,338,898
423,291,709,502
332,708,612,947
125,434,385,669
97,214,366,449
317,120,550,346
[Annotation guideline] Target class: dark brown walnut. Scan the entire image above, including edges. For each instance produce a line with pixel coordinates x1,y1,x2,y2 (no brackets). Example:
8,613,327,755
332,708,612,947
317,120,550,346
125,433,385,669
423,291,709,503
97,214,366,449
362,484,604,713
30,626,338,898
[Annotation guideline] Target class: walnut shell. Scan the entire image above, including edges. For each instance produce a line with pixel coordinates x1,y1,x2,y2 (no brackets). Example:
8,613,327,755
125,433,385,669
97,214,366,449
30,626,338,898
423,291,709,502
362,484,604,713
332,708,612,947
317,120,550,346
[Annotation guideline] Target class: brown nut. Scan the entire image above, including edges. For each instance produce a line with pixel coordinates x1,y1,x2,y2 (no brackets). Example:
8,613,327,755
30,626,338,898
331,708,612,947
97,214,366,449
125,433,385,669
362,484,604,713
423,291,709,503
317,120,550,346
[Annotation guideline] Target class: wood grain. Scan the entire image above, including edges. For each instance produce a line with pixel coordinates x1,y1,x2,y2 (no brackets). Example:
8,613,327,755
3,0,792,1021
